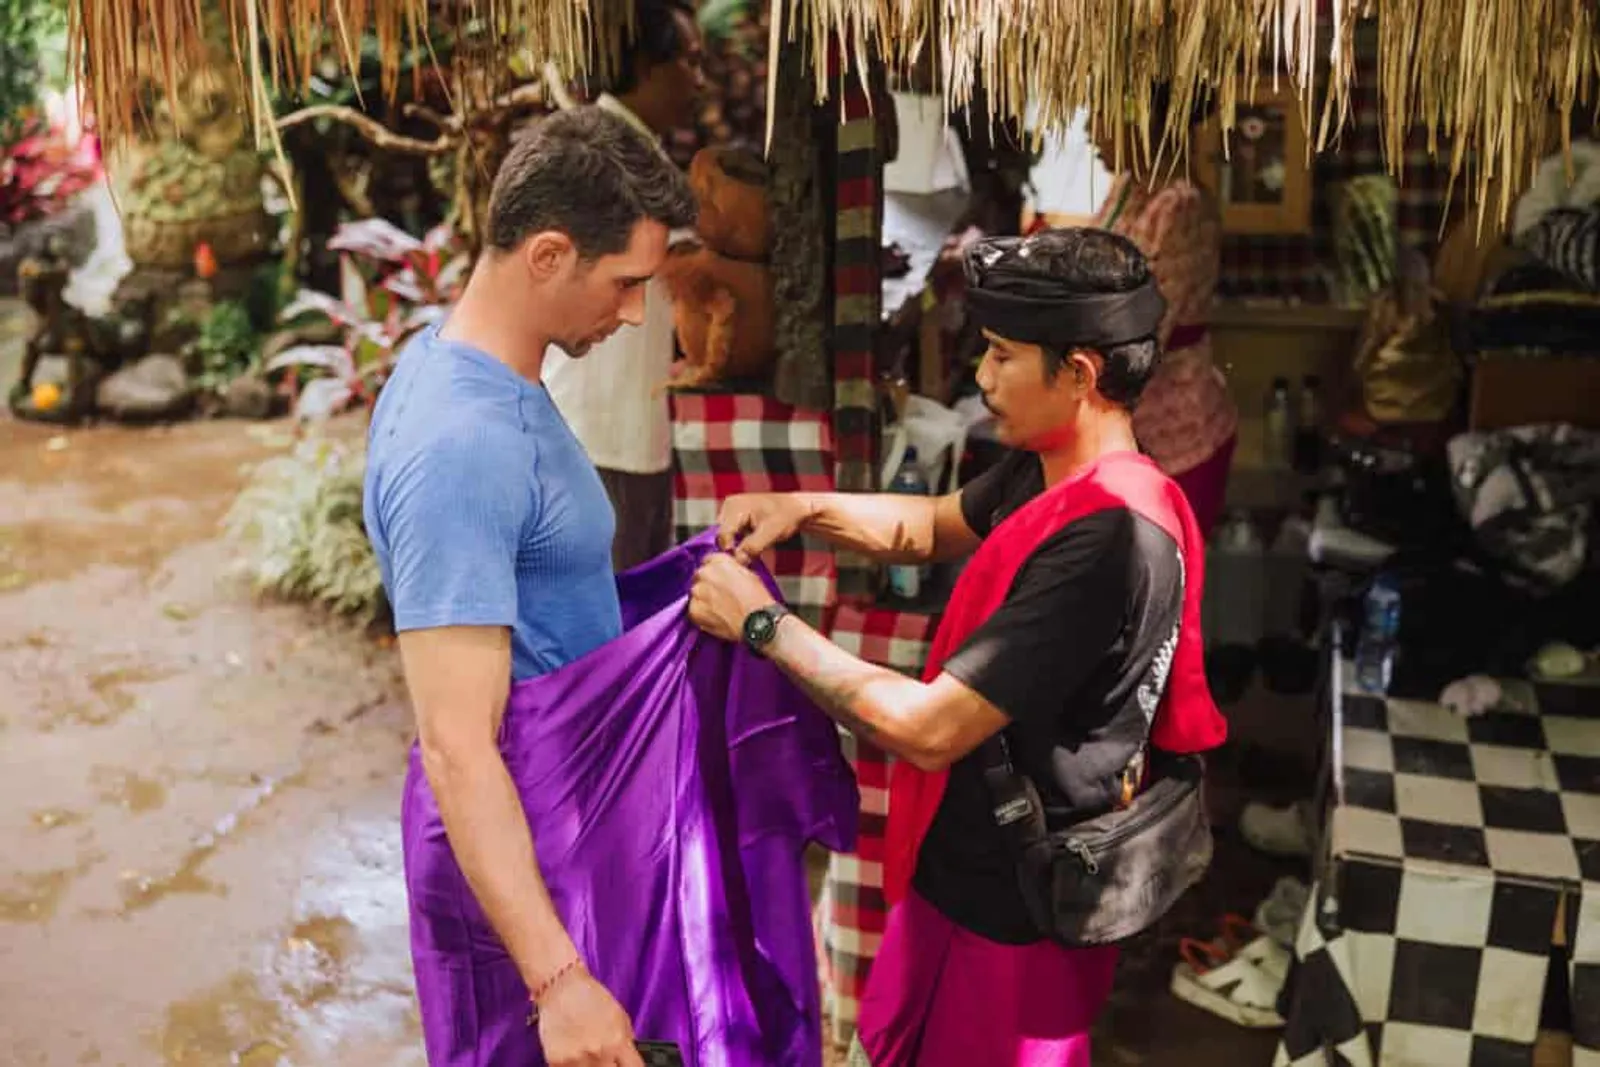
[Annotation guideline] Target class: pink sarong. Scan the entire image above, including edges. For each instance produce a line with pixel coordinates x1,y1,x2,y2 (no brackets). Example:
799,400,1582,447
856,892,1119,1067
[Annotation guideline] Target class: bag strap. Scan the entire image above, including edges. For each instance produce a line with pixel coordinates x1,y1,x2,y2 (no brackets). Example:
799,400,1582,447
980,729,1147,820
977,732,1056,937
977,732,1040,834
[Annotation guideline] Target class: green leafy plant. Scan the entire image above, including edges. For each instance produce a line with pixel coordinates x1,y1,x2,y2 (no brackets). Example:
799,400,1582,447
185,300,261,395
0,0,66,148
270,218,467,419
223,436,382,618
698,0,752,43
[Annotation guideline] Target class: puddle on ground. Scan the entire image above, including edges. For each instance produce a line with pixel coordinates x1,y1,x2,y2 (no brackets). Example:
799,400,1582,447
157,973,291,1066
89,663,172,717
0,851,103,923
30,662,177,731
0,627,53,652
116,772,301,914
31,807,86,831
91,766,169,813
151,921,424,1066
0,528,21,591
154,915,360,1065
276,915,358,1006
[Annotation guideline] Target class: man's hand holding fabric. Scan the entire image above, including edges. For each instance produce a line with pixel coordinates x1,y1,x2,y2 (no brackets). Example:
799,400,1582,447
688,553,1008,772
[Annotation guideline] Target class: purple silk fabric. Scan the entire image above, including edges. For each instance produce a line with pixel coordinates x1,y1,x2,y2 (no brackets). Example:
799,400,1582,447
402,531,859,1066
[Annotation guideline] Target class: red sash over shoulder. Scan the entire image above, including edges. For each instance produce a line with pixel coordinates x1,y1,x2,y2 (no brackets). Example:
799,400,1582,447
883,451,1228,906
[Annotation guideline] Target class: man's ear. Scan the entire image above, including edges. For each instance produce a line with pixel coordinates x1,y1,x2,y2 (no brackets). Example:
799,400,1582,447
523,231,575,281
1066,349,1104,395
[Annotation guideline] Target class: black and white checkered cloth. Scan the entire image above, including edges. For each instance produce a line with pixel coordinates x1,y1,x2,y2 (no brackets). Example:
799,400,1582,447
1277,673,1600,1066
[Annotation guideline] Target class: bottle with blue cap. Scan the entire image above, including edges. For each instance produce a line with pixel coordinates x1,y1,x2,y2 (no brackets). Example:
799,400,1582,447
886,446,930,600
1355,574,1402,695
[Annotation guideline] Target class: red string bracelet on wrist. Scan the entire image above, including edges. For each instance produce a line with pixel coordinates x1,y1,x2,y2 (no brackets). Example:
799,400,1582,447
526,957,584,1026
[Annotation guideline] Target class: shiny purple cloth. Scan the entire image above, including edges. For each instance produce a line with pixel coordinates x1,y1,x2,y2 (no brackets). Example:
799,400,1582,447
402,531,858,1066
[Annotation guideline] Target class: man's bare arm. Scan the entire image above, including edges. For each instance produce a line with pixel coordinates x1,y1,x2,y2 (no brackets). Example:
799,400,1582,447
720,490,981,565
801,490,982,562
761,614,1008,770
398,626,578,988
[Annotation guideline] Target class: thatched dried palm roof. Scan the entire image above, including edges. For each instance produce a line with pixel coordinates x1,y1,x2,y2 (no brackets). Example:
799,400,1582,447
69,0,1598,220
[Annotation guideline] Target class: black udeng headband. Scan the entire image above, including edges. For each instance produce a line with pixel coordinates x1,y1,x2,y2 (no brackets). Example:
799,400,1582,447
964,237,1167,351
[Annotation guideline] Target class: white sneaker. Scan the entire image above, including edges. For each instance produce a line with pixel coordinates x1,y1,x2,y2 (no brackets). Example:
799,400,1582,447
1239,801,1313,858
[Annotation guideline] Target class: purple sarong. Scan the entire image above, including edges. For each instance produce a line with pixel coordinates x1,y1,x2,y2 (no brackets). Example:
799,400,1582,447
402,531,859,1066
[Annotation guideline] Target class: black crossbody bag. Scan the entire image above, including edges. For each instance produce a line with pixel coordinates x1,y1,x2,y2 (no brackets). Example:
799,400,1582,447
979,733,1212,946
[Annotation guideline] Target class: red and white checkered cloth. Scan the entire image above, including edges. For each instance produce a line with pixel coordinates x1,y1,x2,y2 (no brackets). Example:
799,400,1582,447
670,392,837,624
816,602,939,1043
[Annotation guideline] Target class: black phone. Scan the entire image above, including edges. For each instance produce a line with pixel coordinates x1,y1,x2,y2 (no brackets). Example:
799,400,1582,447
635,1040,686,1067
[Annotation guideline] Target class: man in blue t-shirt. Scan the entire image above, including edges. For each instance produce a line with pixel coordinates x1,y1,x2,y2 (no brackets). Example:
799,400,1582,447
363,105,696,1066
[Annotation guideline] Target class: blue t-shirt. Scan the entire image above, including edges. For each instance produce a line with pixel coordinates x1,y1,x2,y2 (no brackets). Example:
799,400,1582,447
363,324,621,680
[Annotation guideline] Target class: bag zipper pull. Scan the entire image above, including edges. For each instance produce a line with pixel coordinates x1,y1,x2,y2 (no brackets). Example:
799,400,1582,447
1068,839,1099,875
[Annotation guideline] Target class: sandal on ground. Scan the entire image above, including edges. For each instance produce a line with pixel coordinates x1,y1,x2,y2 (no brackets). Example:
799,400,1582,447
1215,915,1293,984
1218,913,1258,952
1169,937,1287,1029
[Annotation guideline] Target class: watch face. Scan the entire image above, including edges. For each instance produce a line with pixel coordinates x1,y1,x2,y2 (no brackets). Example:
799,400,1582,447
744,610,776,646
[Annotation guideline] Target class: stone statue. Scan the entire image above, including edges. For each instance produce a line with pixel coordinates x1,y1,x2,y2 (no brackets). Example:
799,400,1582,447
7,238,141,422
104,20,274,342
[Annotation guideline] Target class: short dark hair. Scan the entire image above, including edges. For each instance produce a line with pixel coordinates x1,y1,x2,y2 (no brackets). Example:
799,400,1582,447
486,106,697,260
605,0,697,95
988,228,1162,410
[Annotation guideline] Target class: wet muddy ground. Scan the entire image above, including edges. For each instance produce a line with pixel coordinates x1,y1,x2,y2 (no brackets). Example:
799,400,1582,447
0,407,424,1067
0,300,1286,1065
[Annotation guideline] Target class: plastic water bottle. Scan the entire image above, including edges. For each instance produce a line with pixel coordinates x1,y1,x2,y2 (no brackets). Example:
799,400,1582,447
1293,375,1324,474
1354,575,1402,694
1263,377,1295,470
887,446,930,600
1204,510,1266,648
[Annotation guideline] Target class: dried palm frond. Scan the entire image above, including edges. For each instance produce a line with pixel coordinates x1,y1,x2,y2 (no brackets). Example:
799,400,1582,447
65,0,1600,226
768,0,1594,225
1376,0,1600,231
68,0,610,143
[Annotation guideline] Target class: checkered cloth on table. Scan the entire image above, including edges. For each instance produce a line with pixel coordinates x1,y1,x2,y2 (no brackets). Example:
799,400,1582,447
816,603,938,1044
669,393,836,625
1276,867,1565,1065
1277,679,1600,1065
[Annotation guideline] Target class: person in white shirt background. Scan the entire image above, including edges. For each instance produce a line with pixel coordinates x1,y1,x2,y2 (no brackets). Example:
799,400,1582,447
543,0,707,571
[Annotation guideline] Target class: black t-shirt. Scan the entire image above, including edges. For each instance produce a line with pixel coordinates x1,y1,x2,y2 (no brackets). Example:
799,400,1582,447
912,450,1186,944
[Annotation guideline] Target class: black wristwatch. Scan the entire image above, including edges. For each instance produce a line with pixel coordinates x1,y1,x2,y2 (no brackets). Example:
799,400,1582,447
742,603,791,655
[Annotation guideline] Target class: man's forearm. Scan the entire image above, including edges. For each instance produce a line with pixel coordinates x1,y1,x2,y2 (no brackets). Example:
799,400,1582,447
422,744,577,990
762,615,947,768
795,492,939,563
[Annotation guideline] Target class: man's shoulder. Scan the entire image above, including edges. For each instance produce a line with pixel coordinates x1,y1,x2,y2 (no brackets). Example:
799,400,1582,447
1023,506,1182,577
367,398,535,522
370,403,529,471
